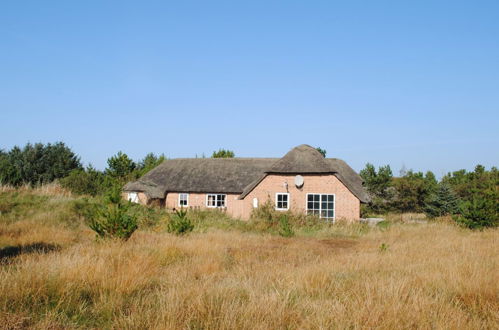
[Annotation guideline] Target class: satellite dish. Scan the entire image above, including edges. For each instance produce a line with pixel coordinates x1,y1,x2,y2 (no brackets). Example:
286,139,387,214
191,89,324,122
294,175,304,188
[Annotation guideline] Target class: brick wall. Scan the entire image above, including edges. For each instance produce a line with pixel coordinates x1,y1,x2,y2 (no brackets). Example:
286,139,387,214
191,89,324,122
153,174,360,221
239,174,360,221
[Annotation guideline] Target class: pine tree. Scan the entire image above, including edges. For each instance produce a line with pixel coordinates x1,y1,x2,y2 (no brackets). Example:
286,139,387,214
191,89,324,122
424,183,459,218
455,195,498,229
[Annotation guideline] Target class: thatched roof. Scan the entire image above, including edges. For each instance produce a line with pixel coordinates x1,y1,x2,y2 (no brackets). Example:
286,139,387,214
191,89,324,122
124,145,369,203
124,158,276,199
268,144,331,173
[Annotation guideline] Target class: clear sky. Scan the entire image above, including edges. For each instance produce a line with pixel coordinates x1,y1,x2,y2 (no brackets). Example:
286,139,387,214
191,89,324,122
1,1,498,176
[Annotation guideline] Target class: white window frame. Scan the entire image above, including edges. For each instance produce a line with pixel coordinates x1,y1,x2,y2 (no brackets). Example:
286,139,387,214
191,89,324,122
306,193,335,221
275,193,290,211
178,193,189,207
206,194,227,208
128,192,139,203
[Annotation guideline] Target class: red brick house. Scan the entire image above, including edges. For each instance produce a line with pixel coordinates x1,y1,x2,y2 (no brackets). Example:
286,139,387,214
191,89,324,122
123,145,369,221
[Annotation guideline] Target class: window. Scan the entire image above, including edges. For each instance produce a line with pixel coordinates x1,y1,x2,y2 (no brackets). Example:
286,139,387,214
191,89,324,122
275,193,289,210
252,198,258,208
128,192,139,203
178,193,189,207
206,194,226,207
307,194,334,219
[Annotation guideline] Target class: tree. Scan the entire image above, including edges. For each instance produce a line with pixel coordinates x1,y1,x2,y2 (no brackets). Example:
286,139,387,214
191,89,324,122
88,186,138,240
392,170,437,212
106,151,136,182
136,152,165,176
360,163,394,213
0,142,81,186
441,165,498,229
424,183,460,218
455,195,498,229
212,149,235,158
316,147,327,158
442,165,498,206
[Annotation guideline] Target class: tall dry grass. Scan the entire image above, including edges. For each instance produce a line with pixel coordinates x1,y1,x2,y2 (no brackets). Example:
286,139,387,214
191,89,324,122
0,190,498,329
0,183,72,197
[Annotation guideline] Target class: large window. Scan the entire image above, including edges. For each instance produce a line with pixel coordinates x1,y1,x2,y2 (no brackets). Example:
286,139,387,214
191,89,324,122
206,194,226,208
275,193,290,210
307,194,334,219
178,193,189,207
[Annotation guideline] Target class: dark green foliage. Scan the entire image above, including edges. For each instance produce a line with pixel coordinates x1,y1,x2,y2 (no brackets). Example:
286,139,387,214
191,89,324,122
392,170,437,212
454,195,498,229
105,151,136,182
167,209,194,235
61,152,165,196
278,215,294,237
0,142,81,186
211,149,235,158
360,163,394,213
442,165,498,229
87,187,138,241
442,165,498,203
60,166,108,196
316,147,327,158
424,183,460,218
136,153,165,176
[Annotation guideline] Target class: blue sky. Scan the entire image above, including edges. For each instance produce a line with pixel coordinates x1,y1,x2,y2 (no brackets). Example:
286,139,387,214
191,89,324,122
1,1,498,176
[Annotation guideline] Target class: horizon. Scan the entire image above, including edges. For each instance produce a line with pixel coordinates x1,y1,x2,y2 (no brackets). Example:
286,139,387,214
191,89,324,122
1,1,498,177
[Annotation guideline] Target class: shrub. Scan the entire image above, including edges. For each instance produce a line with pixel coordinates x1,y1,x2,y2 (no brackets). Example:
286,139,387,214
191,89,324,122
278,215,294,237
167,209,194,235
87,187,138,240
60,166,107,196
454,195,498,229
250,198,276,222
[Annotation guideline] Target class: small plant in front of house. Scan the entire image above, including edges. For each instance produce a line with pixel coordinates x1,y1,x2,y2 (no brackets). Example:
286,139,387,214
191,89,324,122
379,243,389,252
88,186,138,241
167,208,194,235
278,215,294,238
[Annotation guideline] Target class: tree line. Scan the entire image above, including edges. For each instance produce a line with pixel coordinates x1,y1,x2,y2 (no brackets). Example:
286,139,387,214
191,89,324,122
360,163,498,228
0,142,497,229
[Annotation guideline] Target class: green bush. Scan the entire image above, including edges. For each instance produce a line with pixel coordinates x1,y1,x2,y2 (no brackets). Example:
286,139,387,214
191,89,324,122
454,195,498,229
87,187,138,241
250,198,276,222
60,166,108,196
278,215,294,237
167,209,194,235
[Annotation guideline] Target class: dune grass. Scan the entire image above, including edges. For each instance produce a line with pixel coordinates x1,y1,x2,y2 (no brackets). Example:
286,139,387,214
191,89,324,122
0,187,497,329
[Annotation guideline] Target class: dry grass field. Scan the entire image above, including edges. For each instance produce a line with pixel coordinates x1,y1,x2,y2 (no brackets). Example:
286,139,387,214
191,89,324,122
0,186,497,329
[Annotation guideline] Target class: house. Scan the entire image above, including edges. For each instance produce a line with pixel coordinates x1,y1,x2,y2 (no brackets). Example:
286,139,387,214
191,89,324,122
123,144,369,221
